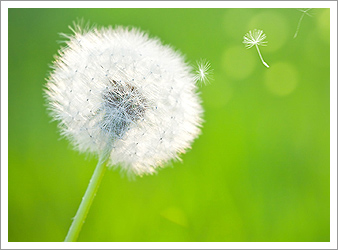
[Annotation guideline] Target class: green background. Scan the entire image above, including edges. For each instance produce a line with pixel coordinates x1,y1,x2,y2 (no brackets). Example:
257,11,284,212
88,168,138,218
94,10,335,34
8,8,330,242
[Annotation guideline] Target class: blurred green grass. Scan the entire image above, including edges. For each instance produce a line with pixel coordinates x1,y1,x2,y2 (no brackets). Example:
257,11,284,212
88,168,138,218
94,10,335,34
8,8,330,242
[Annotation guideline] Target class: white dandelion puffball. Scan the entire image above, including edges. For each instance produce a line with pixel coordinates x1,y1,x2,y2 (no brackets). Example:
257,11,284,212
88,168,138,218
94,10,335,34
45,25,204,176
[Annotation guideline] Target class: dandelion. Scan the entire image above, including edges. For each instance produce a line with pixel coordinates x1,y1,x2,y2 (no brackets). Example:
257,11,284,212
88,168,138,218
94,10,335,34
45,23,204,241
294,8,312,38
193,59,213,85
243,29,270,68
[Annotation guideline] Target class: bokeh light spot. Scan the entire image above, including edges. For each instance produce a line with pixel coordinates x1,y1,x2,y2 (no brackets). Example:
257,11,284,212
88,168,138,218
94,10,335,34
223,9,255,40
222,45,256,80
160,207,188,227
248,11,289,52
264,62,298,96
316,8,330,44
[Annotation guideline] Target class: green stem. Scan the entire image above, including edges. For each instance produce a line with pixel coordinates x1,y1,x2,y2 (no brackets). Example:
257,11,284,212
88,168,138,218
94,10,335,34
64,156,108,242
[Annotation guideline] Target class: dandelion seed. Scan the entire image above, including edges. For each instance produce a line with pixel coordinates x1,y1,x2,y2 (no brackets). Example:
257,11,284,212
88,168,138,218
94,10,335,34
243,29,269,68
193,59,213,85
294,8,312,39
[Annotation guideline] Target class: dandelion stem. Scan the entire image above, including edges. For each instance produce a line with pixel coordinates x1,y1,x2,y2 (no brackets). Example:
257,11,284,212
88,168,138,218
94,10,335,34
294,13,305,38
255,44,269,68
64,154,108,242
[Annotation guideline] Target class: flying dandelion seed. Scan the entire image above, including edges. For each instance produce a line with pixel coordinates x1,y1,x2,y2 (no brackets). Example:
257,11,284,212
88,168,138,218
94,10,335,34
294,8,312,38
243,29,269,68
193,59,213,85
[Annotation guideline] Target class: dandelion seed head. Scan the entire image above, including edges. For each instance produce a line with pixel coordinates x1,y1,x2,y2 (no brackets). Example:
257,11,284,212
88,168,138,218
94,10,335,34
45,24,204,176
243,29,268,49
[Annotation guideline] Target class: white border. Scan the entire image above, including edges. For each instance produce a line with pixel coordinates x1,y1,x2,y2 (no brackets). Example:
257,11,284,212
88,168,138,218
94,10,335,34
329,0,338,248
0,1,336,9
1,1,337,249
1,1,9,249
2,241,338,250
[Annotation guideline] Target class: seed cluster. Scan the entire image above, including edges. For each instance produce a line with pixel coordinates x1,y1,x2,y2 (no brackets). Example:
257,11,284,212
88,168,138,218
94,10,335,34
45,25,203,176
100,79,147,139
